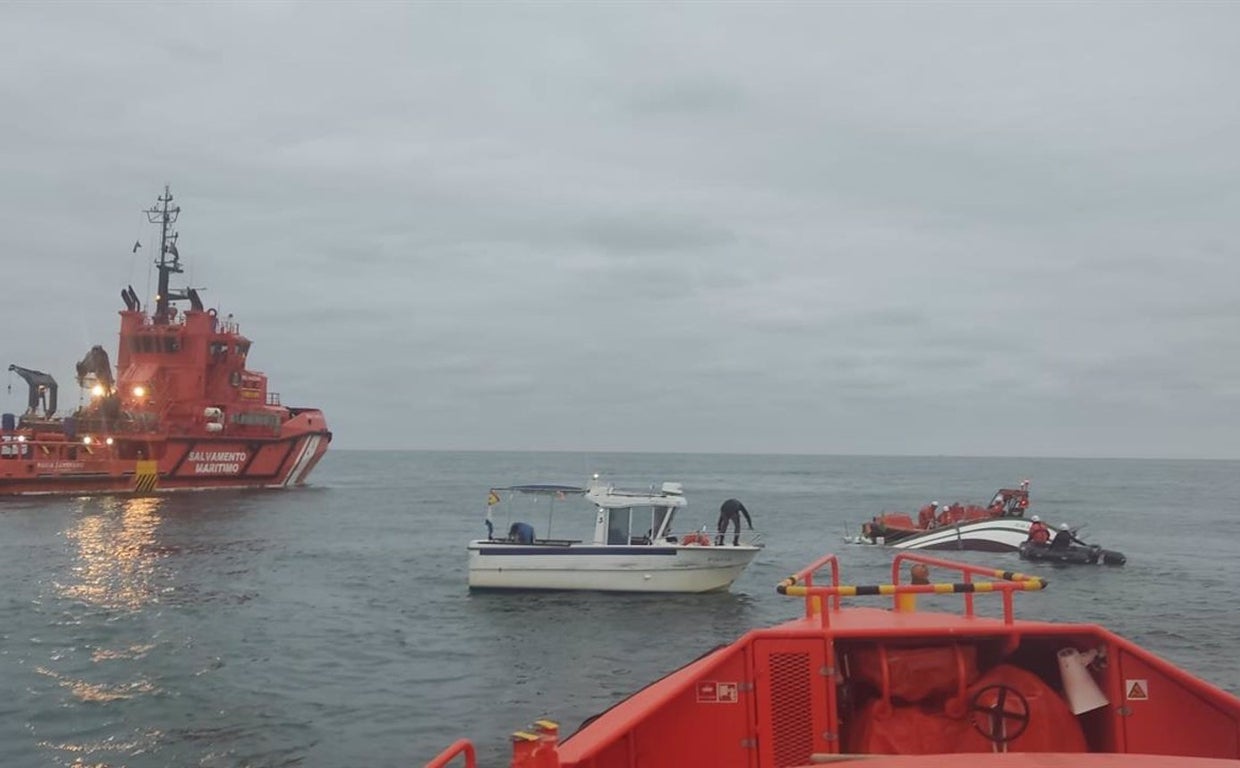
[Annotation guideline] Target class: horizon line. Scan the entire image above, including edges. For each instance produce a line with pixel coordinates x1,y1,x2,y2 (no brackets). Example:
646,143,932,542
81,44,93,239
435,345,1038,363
319,447,1240,462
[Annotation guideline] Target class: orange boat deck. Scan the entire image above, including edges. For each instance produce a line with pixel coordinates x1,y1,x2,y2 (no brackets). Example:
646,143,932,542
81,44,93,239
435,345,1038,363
428,552,1240,768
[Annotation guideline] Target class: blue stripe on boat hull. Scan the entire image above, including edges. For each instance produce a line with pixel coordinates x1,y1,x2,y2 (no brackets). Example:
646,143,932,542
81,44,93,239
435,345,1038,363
473,546,678,556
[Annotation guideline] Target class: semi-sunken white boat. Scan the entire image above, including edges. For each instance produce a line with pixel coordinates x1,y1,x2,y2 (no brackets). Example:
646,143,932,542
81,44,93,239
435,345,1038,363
844,482,1036,552
845,517,1035,552
467,476,762,593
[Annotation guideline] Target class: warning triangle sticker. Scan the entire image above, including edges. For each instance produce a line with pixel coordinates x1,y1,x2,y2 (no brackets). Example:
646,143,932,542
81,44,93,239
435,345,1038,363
1126,680,1148,700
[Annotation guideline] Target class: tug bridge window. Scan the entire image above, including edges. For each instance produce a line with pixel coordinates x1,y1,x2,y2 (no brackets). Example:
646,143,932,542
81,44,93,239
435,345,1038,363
129,335,181,353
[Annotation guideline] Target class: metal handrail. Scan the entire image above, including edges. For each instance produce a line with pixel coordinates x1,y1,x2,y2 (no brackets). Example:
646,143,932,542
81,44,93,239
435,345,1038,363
424,738,476,768
891,551,1044,619
777,553,1046,627
777,552,842,614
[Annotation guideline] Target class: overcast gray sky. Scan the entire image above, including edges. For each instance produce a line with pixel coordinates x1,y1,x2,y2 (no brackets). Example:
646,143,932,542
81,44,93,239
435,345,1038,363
1,2,1237,458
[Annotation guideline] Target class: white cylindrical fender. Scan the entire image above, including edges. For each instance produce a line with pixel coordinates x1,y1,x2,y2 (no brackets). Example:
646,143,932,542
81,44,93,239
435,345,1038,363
1058,647,1109,714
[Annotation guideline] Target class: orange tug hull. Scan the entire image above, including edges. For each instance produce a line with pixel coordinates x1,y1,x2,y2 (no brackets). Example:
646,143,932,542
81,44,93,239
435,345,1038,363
428,551,1240,768
1,187,330,496
0,429,329,495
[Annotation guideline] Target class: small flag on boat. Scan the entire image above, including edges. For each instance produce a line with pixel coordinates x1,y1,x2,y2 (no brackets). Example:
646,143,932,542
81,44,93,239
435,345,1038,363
132,240,141,253
487,490,501,506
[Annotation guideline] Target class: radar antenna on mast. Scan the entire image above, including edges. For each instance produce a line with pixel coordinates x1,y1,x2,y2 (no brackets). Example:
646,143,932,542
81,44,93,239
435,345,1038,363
145,185,183,324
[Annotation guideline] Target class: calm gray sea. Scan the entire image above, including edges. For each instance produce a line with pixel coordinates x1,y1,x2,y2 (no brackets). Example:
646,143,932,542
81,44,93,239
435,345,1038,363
1,451,1238,767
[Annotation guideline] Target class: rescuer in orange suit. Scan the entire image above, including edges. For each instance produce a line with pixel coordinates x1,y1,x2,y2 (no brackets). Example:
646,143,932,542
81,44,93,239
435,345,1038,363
1026,515,1051,545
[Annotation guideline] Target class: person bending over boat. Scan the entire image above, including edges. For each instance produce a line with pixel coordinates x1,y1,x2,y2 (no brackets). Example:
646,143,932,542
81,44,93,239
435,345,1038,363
507,521,535,544
716,498,753,546
1050,522,1085,551
1026,515,1051,546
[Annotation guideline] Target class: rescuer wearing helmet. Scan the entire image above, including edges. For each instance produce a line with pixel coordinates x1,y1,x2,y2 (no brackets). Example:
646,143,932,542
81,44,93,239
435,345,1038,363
1051,522,1085,551
1026,514,1050,546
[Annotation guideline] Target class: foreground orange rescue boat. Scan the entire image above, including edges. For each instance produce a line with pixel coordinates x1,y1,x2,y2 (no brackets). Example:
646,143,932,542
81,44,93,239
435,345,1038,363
0,187,330,495
428,551,1240,767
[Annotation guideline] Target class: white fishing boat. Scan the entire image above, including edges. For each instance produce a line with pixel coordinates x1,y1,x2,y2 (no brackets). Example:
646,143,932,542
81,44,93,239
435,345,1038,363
467,476,762,593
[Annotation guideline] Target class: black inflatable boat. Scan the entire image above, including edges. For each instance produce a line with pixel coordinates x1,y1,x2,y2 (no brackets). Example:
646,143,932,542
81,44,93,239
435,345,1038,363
1019,541,1126,566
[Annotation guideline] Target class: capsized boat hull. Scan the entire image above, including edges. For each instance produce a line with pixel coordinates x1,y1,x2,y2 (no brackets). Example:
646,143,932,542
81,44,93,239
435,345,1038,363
466,541,759,593
850,482,1033,550
846,517,1033,552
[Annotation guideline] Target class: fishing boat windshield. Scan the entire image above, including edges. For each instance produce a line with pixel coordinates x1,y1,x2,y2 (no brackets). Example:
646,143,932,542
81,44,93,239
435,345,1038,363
653,505,675,538
485,485,588,543
607,504,677,544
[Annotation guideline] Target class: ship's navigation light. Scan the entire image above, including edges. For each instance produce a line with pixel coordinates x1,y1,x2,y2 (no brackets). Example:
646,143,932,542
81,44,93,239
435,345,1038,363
91,384,105,397
132,385,147,398
83,436,93,445
105,437,115,446
16,435,26,442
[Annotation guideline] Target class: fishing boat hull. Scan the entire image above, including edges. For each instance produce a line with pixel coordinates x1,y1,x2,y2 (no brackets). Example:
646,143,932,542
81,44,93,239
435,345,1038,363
0,427,330,495
847,517,1033,552
467,541,760,593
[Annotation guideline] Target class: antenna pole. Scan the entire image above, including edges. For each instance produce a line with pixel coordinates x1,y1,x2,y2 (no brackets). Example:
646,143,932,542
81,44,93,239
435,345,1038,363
145,185,182,323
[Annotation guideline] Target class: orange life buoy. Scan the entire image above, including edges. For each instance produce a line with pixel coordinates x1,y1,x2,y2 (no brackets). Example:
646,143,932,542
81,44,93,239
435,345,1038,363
681,532,711,546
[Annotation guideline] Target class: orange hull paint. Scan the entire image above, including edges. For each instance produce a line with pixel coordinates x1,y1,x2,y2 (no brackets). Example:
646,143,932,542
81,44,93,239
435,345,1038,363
0,431,329,495
427,550,1240,768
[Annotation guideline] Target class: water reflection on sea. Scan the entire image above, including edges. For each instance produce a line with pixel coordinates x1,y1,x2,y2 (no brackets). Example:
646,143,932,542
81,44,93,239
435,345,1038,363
1,452,1238,767
59,496,168,611
3,491,282,767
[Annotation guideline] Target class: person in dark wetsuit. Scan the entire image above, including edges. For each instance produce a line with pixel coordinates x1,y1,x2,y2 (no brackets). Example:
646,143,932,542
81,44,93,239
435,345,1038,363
1050,522,1085,551
716,498,753,546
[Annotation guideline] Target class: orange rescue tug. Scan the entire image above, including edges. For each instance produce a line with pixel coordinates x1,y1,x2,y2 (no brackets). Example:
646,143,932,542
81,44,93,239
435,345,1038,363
1,187,330,495
428,551,1240,768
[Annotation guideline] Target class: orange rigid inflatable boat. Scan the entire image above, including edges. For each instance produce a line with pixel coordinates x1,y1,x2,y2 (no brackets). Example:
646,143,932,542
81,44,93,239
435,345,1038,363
427,551,1240,767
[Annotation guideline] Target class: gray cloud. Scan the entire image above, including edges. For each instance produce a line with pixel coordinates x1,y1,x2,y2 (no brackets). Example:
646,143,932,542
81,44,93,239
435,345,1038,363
1,2,1237,458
